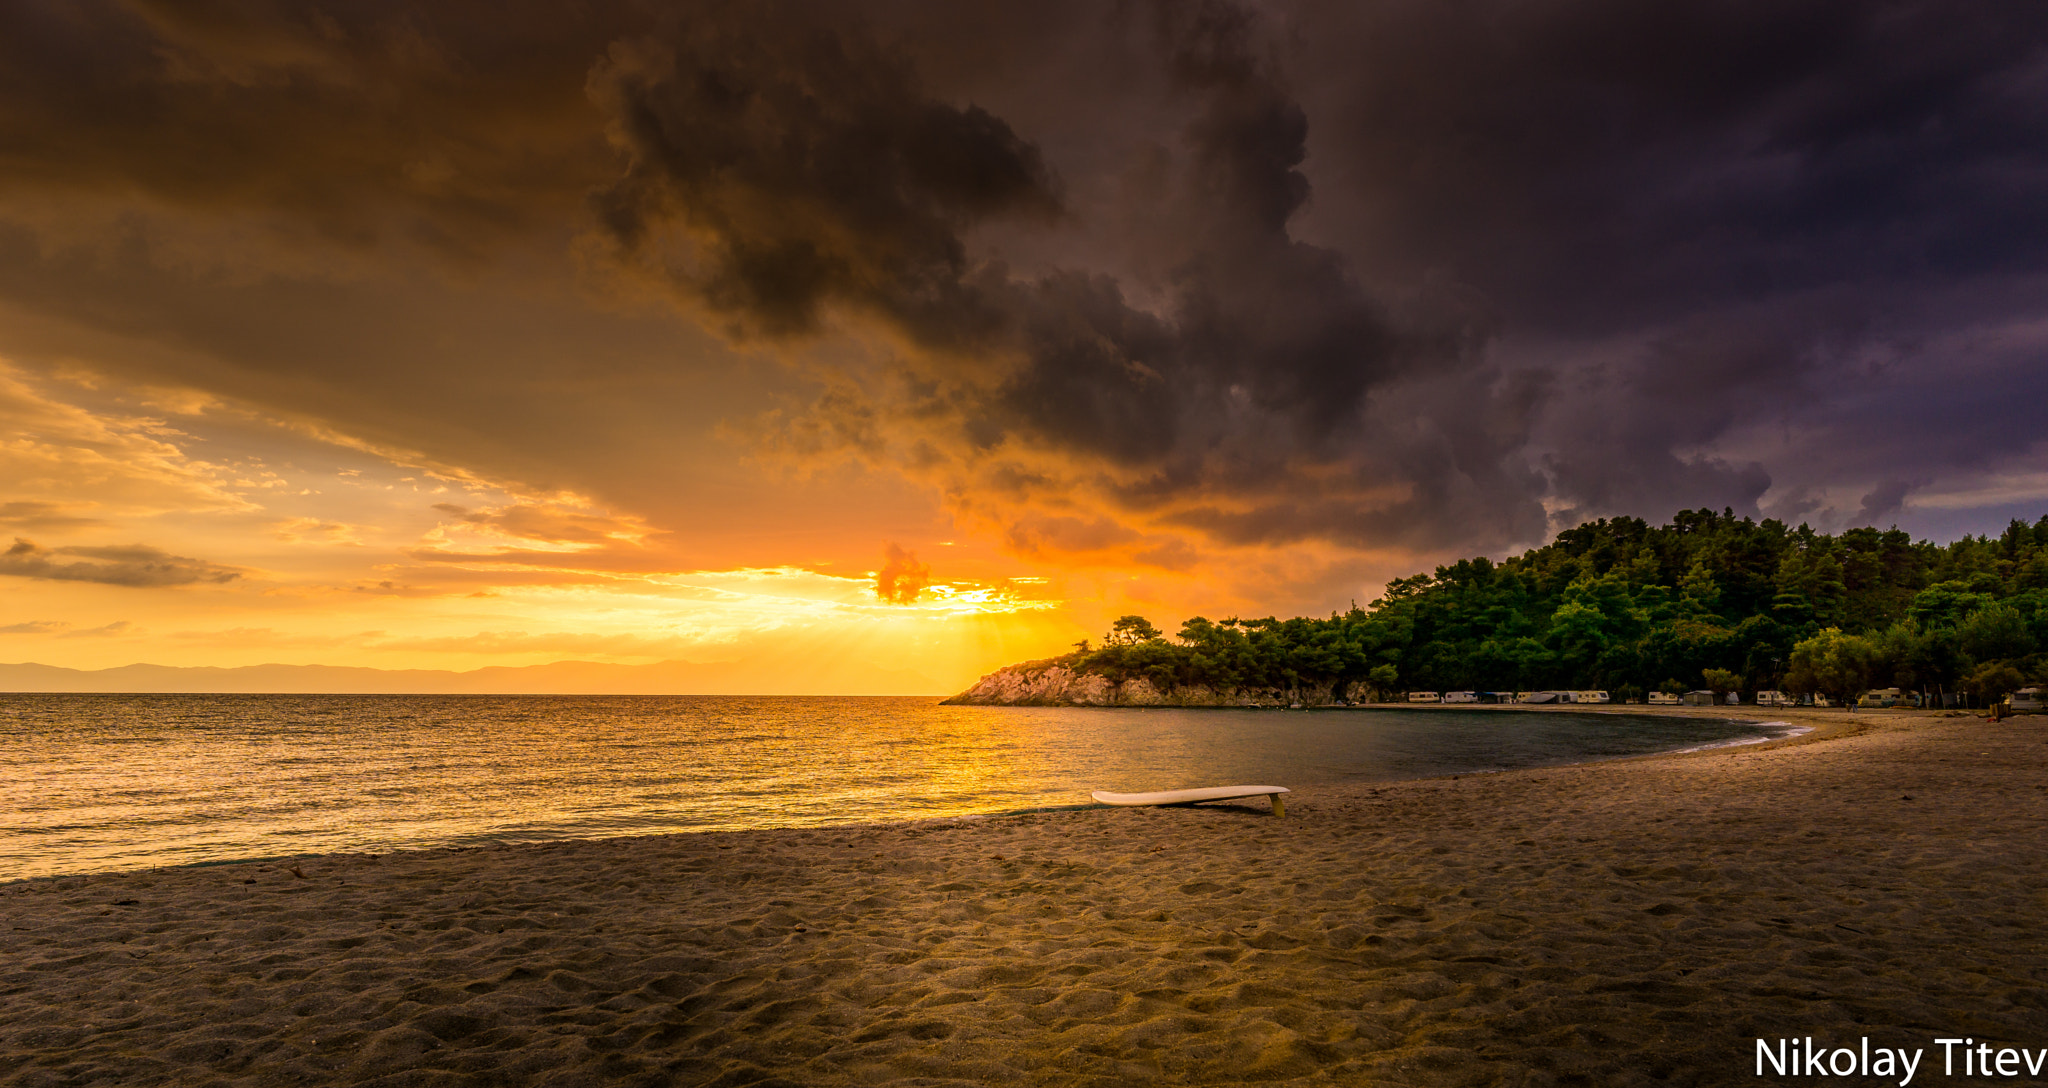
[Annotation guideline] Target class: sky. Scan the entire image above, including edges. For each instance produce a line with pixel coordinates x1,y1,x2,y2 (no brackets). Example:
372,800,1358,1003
1,0,2045,692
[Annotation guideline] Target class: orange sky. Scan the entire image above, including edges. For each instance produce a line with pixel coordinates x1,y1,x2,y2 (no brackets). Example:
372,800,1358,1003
4,2,2044,692
0,3,1449,693
0,346,1407,691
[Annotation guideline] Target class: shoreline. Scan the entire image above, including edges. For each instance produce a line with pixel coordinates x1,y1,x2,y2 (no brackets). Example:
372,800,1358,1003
6,708,2043,1086
4,705,1816,887
0,706,1934,889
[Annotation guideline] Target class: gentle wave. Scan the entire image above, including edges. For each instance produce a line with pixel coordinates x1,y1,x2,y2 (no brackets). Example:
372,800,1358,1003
1669,720,1813,753
0,694,1777,882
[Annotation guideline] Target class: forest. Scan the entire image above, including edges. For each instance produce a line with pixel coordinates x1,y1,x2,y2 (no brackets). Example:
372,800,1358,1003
1058,509,2048,706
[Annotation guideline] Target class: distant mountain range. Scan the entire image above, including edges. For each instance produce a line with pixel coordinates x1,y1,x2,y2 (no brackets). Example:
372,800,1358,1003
0,659,947,696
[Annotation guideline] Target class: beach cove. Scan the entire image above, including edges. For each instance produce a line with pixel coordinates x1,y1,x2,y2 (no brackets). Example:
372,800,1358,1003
3,707,2044,1087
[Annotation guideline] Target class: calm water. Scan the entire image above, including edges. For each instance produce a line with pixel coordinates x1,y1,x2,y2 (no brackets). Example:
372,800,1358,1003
0,695,1784,881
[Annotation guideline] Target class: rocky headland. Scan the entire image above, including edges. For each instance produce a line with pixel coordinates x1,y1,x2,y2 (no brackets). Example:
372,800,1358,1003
941,659,1367,707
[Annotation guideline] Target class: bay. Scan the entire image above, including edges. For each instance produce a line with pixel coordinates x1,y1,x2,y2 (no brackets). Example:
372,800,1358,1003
0,694,1785,881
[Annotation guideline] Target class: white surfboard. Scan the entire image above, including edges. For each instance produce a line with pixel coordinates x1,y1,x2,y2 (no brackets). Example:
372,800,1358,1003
1091,785,1290,816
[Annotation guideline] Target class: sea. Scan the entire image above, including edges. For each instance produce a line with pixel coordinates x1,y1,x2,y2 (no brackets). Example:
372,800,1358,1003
0,695,1793,883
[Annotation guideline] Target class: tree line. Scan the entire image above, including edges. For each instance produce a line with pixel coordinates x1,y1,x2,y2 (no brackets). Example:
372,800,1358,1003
1055,509,2048,706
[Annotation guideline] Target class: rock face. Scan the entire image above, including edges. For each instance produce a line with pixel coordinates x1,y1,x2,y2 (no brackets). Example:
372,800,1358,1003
942,661,1369,707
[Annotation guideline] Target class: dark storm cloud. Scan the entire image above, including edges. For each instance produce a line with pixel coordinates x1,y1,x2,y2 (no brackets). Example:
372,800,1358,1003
1854,479,1924,528
0,0,624,254
1292,0,2048,528
1298,0,2048,327
596,0,1548,553
600,0,2047,556
0,0,2042,578
587,10,1061,340
0,539,241,587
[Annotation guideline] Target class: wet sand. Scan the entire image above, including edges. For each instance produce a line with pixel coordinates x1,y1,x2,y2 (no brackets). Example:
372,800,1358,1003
4,708,2045,1086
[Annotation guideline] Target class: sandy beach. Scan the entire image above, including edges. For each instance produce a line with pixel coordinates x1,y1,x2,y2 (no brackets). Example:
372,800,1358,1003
4,708,2045,1087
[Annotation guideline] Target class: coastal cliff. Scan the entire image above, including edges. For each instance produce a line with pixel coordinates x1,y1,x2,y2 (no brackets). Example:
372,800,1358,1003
942,658,1369,707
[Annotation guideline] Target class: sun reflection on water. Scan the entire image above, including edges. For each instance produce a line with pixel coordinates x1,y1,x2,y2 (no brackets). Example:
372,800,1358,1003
0,695,1774,881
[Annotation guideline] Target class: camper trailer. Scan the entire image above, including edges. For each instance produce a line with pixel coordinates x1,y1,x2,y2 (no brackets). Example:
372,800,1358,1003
1755,690,1795,707
1441,691,1478,704
1858,687,1903,709
1407,691,1440,703
2009,687,2047,714
1648,692,1681,705
1571,690,1610,704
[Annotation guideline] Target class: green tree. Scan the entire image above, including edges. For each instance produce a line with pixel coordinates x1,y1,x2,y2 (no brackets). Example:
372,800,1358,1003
1105,615,1163,646
1907,581,1992,629
1678,561,1723,617
1702,668,1741,696
1176,616,1216,644
1871,622,1964,697
1366,663,1399,701
1965,660,2025,707
1547,600,1610,673
1774,546,1847,630
994,510,2048,705
1784,628,1880,709
1958,604,2036,663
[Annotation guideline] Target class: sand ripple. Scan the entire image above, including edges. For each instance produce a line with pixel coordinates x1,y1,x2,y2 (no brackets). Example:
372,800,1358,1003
5,711,2046,1086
